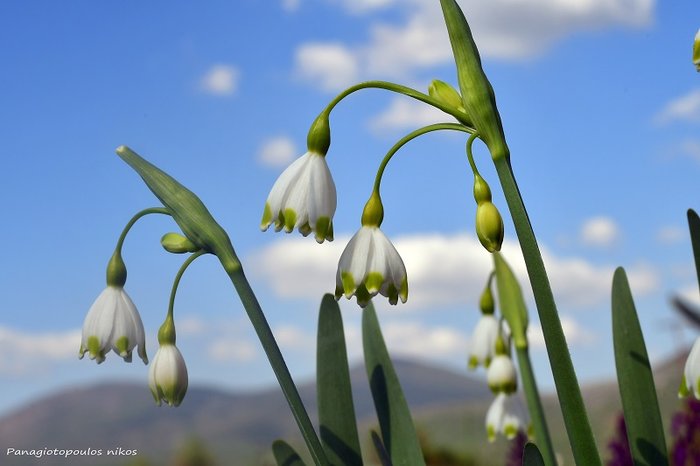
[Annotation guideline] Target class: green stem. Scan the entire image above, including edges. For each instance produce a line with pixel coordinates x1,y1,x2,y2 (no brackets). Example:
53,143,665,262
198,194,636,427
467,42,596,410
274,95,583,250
166,251,207,321
515,346,556,466
465,132,481,177
226,265,330,466
493,157,601,466
325,80,474,127
115,207,172,252
371,122,474,193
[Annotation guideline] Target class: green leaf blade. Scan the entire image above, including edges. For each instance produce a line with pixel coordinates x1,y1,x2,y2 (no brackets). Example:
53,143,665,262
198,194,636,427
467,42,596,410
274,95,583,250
687,209,700,290
612,267,668,466
273,440,308,466
317,294,363,466
522,443,545,466
362,301,425,466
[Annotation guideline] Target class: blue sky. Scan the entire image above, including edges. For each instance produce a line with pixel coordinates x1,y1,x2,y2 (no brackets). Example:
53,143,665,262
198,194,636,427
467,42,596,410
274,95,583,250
1,0,700,418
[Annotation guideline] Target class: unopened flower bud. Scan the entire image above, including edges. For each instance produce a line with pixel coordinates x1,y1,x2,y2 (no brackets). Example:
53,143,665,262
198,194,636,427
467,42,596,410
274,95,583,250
428,80,470,122
694,29,700,72
476,202,504,252
479,280,495,315
161,232,199,254
473,173,492,205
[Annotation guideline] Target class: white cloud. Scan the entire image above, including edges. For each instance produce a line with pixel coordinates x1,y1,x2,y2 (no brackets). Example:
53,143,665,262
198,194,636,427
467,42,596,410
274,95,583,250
200,64,240,96
258,136,298,167
382,321,466,359
295,0,653,89
0,326,80,375
527,315,596,350
580,216,620,247
248,231,659,312
282,0,301,12
654,89,700,125
657,225,685,245
295,43,359,91
177,315,208,336
370,97,456,132
208,338,257,362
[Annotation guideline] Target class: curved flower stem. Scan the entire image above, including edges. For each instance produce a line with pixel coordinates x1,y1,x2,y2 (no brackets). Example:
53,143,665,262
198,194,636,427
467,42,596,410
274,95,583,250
225,264,330,466
493,157,601,466
324,80,474,127
114,207,172,253
515,346,556,466
166,251,208,321
372,122,475,193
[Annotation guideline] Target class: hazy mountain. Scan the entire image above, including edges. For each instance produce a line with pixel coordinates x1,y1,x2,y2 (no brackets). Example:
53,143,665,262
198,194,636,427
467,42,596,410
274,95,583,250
0,358,491,466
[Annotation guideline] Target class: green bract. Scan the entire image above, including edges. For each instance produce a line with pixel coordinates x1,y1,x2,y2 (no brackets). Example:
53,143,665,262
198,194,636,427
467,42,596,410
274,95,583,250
116,146,240,275
439,0,509,162
161,232,199,254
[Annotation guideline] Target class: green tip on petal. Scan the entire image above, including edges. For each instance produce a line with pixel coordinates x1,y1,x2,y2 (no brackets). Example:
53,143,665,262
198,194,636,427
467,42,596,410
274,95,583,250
115,336,130,358
314,216,332,243
387,283,399,305
399,276,408,303
468,356,478,369
283,208,297,233
365,272,384,294
341,271,357,299
504,424,518,440
679,375,689,398
299,222,312,237
260,203,273,230
486,425,496,443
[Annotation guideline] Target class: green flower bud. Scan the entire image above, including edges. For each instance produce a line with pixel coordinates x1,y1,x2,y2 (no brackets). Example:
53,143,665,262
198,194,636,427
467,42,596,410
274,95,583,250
473,173,492,205
106,251,127,287
306,111,331,156
116,146,240,275
476,202,504,253
440,0,509,161
161,232,199,254
428,80,469,119
694,29,700,72
479,279,495,315
361,191,385,227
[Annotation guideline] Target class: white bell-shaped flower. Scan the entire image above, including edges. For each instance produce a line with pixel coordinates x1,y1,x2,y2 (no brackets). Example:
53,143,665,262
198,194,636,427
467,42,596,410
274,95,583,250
681,336,700,398
335,225,408,307
79,286,147,364
487,354,518,394
149,343,188,407
468,314,500,369
485,392,530,442
261,151,336,243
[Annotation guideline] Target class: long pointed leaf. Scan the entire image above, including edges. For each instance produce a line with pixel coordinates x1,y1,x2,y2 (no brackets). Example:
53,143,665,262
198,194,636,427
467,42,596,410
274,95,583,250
273,440,307,466
688,209,700,291
362,302,425,466
370,431,393,466
317,294,363,466
612,267,668,466
522,443,545,466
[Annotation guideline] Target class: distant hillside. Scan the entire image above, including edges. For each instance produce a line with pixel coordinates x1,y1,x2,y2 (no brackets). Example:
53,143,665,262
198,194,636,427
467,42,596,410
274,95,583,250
1,351,689,466
0,358,491,466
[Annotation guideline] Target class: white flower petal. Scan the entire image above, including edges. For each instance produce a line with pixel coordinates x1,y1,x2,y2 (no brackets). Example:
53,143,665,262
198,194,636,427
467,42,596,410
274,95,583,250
487,354,518,393
149,344,188,407
684,336,700,398
469,314,499,368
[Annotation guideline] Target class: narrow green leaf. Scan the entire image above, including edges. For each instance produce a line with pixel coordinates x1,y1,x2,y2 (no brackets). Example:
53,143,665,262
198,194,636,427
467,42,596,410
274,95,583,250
522,443,545,466
273,440,307,466
612,267,668,466
370,431,393,466
687,209,700,290
493,252,528,349
362,302,425,466
317,294,363,466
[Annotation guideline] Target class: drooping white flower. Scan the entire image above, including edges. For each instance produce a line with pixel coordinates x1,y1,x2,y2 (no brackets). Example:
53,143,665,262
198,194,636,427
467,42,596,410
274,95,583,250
78,286,147,364
149,343,188,407
485,392,530,442
487,353,518,394
468,314,499,369
681,336,700,398
335,225,408,307
261,151,336,243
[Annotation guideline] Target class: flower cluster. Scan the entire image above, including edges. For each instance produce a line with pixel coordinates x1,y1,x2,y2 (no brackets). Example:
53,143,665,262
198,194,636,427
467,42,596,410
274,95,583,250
79,251,188,408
